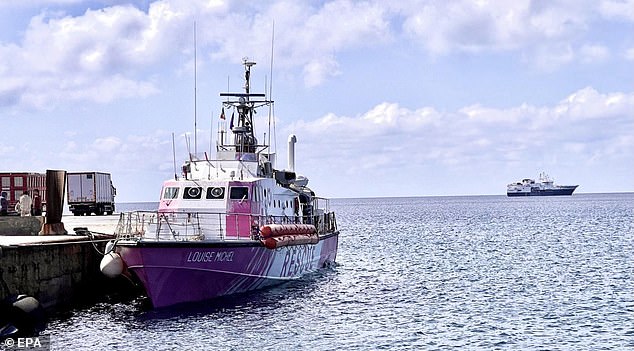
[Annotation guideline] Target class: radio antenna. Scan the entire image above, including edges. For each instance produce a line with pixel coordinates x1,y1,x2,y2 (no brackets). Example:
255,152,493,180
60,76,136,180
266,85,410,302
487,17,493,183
172,132,177,180
193,21,198,156
185,133,191,159
268,20,275,152
209,111,214,157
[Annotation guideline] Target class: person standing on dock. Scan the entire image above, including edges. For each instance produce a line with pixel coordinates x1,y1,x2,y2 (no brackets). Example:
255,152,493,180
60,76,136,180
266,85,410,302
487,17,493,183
0,192,8,215
16,191,32,216
32,189,43,216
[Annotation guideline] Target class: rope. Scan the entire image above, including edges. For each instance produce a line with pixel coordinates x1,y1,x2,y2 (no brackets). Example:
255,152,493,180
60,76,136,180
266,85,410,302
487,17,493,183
85,230,118,255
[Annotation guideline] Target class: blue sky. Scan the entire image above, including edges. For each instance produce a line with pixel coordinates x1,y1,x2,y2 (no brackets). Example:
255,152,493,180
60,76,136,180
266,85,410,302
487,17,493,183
1,0,632,201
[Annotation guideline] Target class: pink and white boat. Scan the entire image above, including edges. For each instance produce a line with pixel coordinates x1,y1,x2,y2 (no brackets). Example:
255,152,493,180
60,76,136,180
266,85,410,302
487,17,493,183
100,60,339,308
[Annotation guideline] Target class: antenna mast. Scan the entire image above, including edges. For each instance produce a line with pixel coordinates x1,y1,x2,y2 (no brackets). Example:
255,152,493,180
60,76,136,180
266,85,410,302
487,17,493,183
172,132,177,180
209,111,213,157
194,21,198,155
268,21,275,152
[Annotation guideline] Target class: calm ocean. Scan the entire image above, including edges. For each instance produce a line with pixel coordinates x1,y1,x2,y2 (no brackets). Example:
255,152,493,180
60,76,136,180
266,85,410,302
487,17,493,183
44,193,633,350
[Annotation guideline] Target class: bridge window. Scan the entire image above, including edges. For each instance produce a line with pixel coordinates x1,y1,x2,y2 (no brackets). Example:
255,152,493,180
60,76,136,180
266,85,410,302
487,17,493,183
184,187,203,199
230,186,249,200
163,187,179,199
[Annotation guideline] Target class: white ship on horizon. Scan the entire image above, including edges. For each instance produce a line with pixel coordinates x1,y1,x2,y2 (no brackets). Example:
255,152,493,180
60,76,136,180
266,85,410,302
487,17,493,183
507,173,578,197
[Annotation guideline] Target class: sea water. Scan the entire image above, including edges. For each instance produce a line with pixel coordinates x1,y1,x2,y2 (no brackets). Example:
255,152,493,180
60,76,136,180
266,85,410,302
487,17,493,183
42,193,633,350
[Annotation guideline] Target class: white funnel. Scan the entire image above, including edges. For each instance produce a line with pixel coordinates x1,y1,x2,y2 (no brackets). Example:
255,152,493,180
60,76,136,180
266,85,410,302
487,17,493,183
288,134,297,171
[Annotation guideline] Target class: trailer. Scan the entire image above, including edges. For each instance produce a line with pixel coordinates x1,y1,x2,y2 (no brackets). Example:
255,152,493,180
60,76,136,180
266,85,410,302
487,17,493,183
0,172,47,214
67,172,116,216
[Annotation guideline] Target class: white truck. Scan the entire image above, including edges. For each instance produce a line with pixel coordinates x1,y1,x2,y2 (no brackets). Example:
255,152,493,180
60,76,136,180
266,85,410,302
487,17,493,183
67,172,116,216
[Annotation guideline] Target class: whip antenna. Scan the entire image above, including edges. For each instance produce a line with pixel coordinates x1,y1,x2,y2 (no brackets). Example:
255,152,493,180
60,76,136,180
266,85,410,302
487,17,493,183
209,111,213,157
172,132,177,180
268,20,275,153
193,21,198,155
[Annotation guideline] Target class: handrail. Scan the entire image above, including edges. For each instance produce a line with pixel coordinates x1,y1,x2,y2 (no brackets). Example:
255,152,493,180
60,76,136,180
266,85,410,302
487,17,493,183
115,210,337,242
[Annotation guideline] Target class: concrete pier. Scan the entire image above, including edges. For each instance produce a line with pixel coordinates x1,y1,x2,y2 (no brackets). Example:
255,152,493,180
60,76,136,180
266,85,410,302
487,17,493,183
0,215,120,309
0,216,44,236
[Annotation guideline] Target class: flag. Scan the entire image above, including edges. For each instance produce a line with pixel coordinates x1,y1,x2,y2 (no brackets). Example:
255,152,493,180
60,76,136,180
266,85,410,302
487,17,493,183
230,111,235,129
220,107,225,120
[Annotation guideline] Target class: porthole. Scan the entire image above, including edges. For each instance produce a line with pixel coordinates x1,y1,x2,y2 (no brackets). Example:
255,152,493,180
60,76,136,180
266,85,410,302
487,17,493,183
184,186,202,199
207,187,225,199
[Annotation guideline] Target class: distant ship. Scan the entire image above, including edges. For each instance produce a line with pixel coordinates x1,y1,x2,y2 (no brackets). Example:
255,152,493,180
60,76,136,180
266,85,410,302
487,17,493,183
507,173,578,197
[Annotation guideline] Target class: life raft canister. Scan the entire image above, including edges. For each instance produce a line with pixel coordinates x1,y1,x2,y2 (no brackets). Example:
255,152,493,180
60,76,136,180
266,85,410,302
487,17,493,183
259,224,316,238
261,232,319,249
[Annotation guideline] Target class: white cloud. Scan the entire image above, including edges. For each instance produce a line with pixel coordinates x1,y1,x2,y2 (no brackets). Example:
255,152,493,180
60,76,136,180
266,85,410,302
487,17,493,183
1,85,630,199
0,0,82,9
399,0,590,54
531,43,575,70
55,129,174,178
0,0,394,110
395,0,631,69
0,5,166,109
579,44,610,63
287,87,634,180
226,0,390,86
92,136,121,152
303,56,341,88
599,0,634,21
1,0,632,111
625,47,634,61
555,87,632,122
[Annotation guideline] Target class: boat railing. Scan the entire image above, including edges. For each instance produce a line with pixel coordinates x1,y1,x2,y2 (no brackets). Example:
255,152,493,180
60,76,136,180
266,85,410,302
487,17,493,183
312,196,330,213
115,210,337,242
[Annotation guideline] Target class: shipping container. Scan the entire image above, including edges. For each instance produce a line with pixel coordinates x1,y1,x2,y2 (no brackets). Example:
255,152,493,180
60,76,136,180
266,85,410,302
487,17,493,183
67,172,116,215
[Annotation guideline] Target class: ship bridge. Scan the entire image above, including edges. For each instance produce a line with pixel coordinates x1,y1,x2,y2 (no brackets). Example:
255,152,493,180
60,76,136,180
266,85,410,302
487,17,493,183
183,150,276,182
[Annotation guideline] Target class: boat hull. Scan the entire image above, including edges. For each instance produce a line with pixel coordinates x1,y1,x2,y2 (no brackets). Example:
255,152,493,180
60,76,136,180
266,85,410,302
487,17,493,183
116,233,338,308
507,186,578,197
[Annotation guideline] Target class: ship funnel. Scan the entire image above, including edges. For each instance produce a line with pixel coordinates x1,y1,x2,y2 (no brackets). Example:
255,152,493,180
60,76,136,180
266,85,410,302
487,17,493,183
288,134,297,171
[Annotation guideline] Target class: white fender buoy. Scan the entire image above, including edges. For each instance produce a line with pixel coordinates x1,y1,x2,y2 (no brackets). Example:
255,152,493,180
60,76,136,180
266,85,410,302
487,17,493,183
104,240,116,254
100,252,124,278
